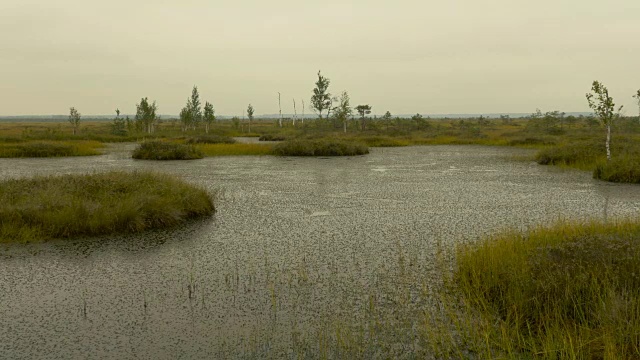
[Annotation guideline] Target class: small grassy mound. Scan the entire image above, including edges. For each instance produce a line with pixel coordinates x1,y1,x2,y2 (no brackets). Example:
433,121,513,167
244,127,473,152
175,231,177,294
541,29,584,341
132,141,203,160
0,141,102,157
594,157,640,183
197,143,273,156
0,171,215,243
273,139,369,156
259,134,288,141
444,220,640,359
185,135,236,144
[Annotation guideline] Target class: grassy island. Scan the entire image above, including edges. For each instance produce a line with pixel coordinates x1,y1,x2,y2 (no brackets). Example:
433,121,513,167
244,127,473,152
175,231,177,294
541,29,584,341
185,135,236,144
132,141,203,160
0,171,214,243
273,139,369,156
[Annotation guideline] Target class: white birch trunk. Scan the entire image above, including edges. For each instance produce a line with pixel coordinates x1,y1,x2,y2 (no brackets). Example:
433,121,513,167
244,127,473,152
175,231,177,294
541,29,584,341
278,92,283,128
292,99,297,127
606,123,611,161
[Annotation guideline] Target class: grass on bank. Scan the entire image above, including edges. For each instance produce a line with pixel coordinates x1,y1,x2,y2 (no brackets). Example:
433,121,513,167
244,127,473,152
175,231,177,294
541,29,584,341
132,141,203,160
535,137,640,182
0,140,103,158
273,139,369,156
429,220,640,359
0,171,215,243
594,157,640,184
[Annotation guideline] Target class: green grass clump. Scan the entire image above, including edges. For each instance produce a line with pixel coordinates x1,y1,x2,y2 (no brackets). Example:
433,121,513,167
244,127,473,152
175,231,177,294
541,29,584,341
0,171,215,243
185,135,236,144
0,141,102,157
197,143,274,156
594,157,640,183
273,139,369,156
132,141,203,160
259,134,288,141
444,220,640,359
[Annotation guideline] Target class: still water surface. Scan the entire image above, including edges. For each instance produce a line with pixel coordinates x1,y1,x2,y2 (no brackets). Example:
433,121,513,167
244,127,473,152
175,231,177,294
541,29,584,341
1,144,639,359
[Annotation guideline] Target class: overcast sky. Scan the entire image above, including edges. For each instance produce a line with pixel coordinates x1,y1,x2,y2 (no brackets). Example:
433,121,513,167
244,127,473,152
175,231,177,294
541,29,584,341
1,0,639,116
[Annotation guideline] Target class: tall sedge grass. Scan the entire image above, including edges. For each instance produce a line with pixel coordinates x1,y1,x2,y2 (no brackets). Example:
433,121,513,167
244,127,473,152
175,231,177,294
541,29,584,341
0,140,103,157
196,143,274,156
429,220,640,359
0,171,215,243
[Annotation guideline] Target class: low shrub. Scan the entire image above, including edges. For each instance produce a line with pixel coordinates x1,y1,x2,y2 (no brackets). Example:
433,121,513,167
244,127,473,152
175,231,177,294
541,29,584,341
132,141,203,160
594,157,640,183
273,139,369,156
0,171,215,242
185,135,236,144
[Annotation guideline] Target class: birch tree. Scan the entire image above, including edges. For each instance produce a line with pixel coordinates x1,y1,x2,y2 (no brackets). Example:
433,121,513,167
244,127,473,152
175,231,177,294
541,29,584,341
246,104,254,133
586,81,622,161
68,107,81,135
203,102,215,134
135,98,158,134
310,71,332,120
189,86,202,130
334,91,353,133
